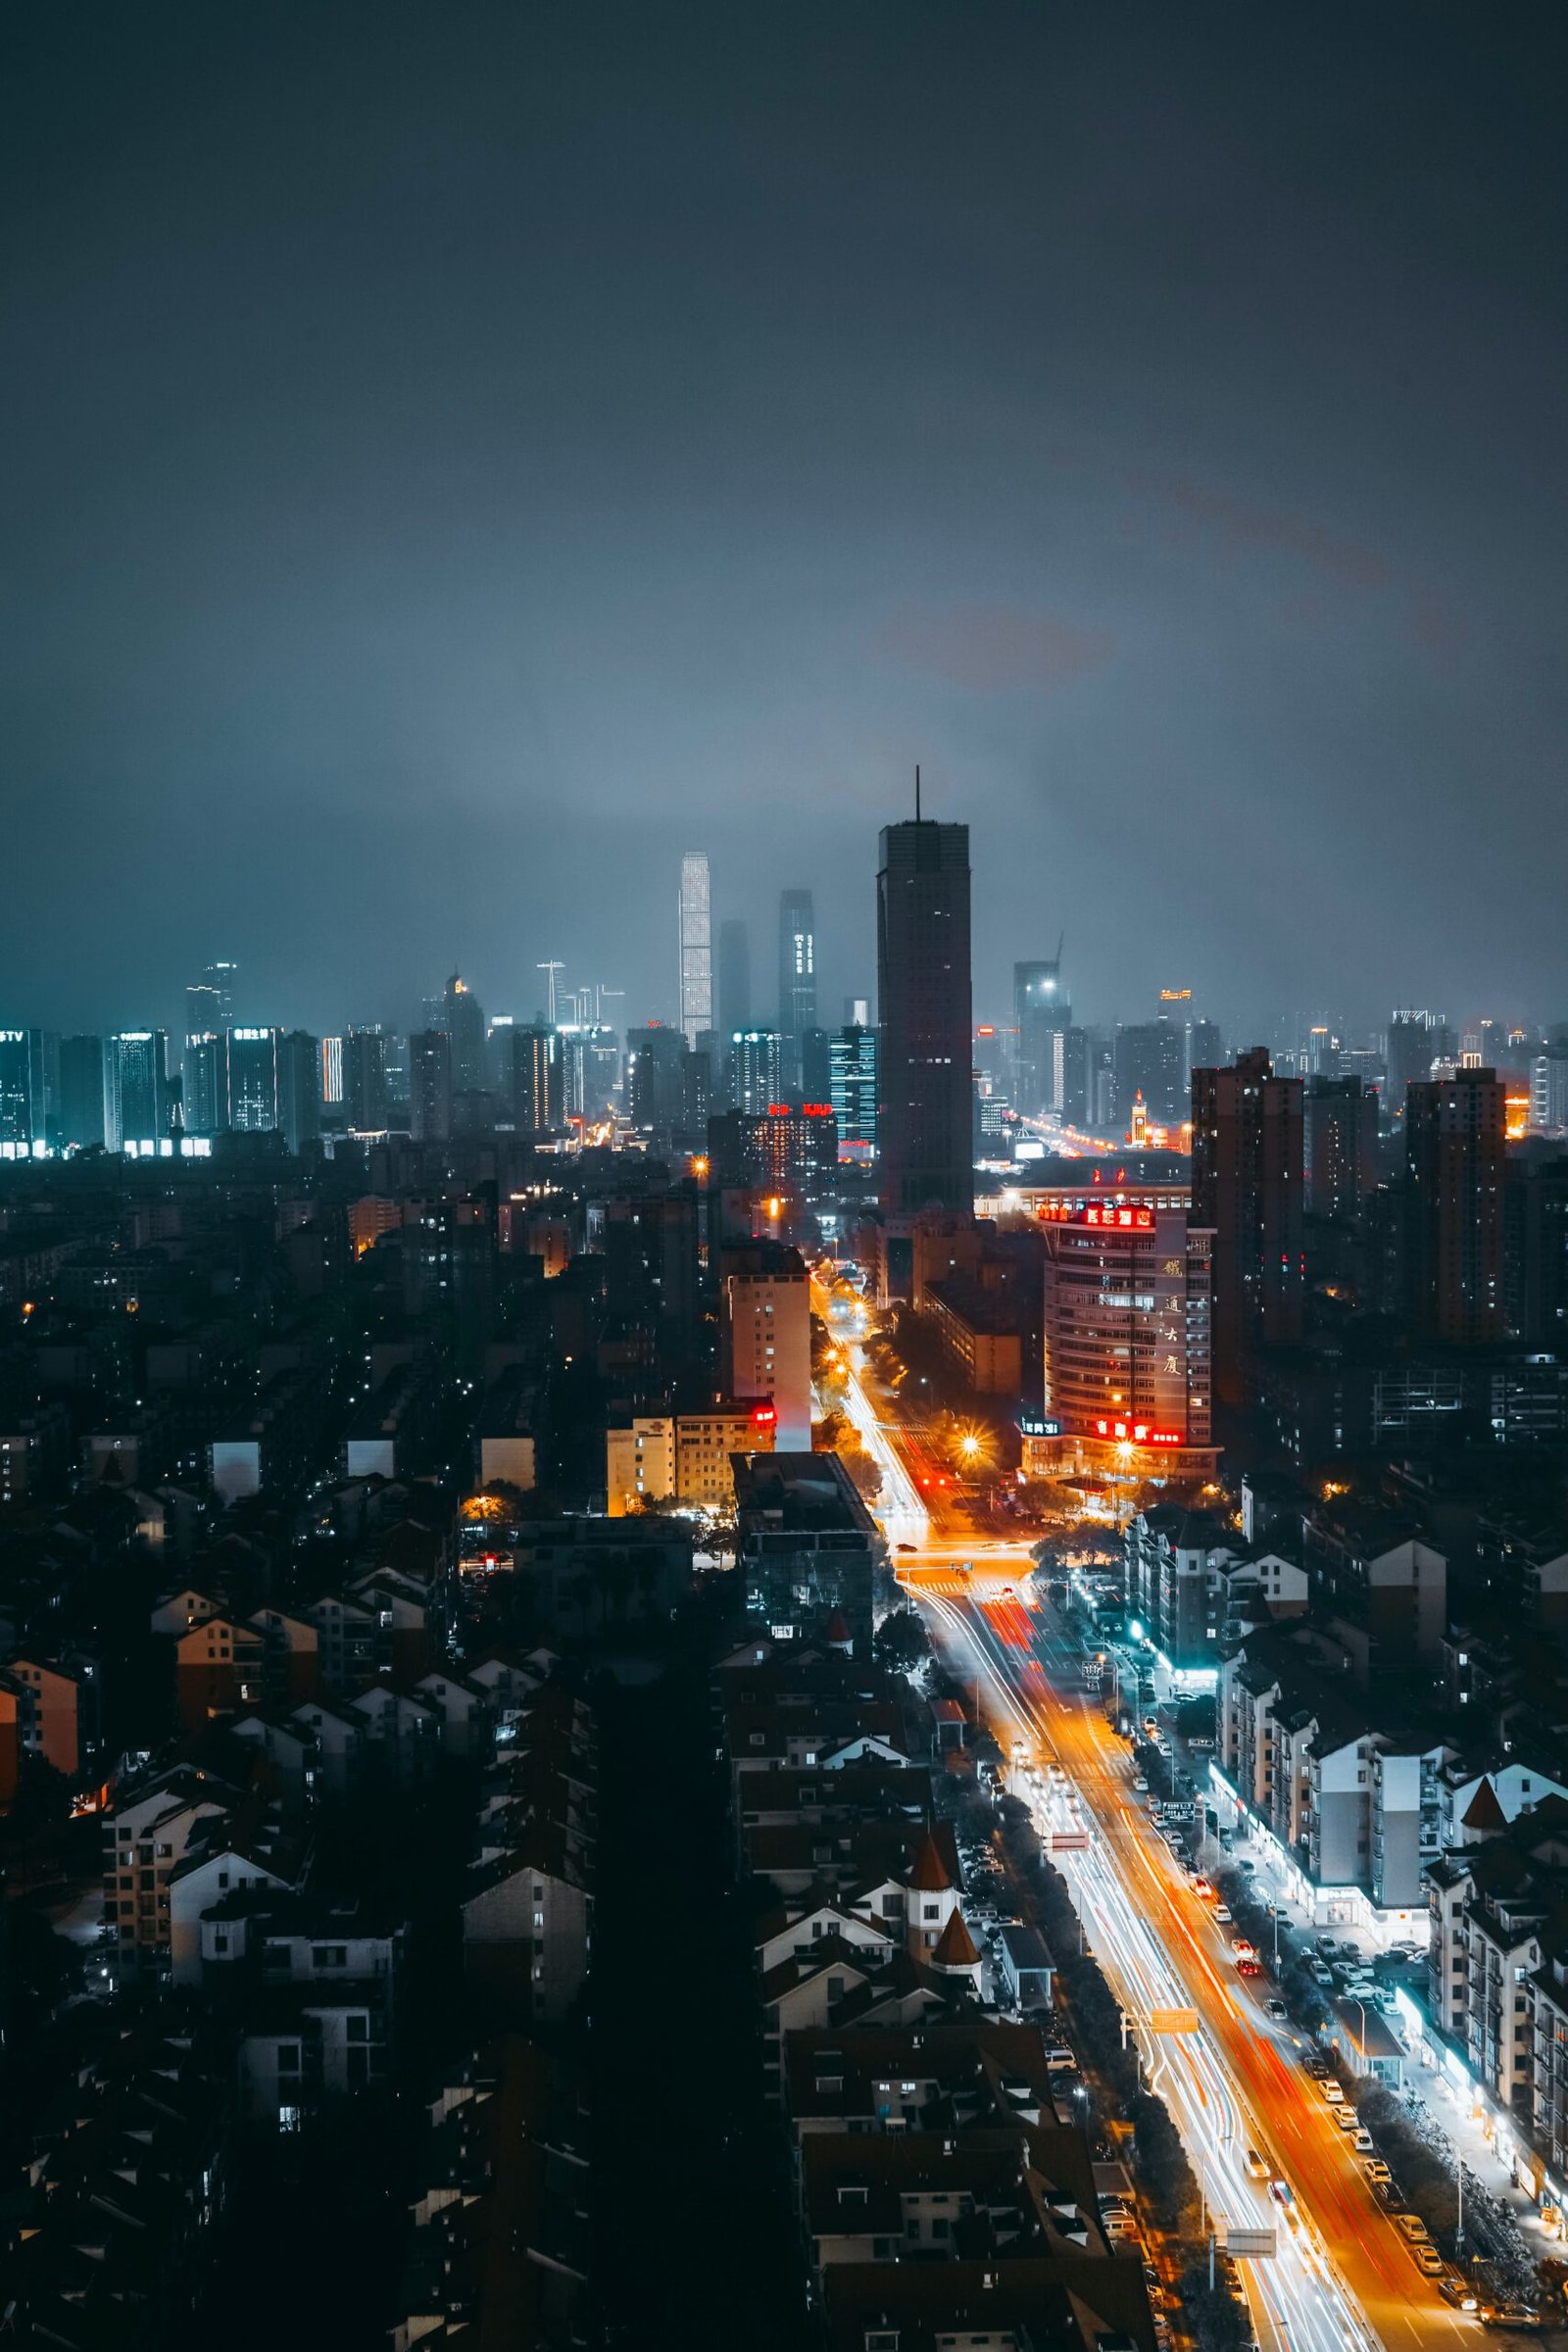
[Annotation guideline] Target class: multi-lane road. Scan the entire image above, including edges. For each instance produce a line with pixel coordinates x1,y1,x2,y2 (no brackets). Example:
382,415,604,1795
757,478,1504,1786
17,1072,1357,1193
822,1281,1470,2352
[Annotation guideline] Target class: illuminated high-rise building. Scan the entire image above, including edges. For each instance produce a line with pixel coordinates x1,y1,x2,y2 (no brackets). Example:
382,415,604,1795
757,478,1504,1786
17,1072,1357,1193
182,1034,225,1135
1385,1011,1454,1123
1036,1199,1216,1475
0,1031,29,1146
777,888,816,1082
1304,1075,1378,1221
829,1024,878,1154
678,852,712,1049
226,1028,279,1131
185,961,237,1046
320,1037,344,1105
103,1032,169,1152
730,1029,785,1118
876,811,972,1216
502,1024,564,1133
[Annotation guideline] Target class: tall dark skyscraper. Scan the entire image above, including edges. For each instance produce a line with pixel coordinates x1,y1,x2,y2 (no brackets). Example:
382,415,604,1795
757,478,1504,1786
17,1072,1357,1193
344,1027,389,1132
1112,1016,1186,1127
277,1030,321,1153
185,961,237,1048
409,1029,453,1143
103,1032,170,1152
1386,1010,1453,1122
876,812,972,1216
1013,954,1070,1118
1405,1067,1505,1346
716,919,752,1043
1304,1075,1379,1221
59,1036,104,1150
1192,1046,1304,1406
444,974,486,1093
0,1031,28,1146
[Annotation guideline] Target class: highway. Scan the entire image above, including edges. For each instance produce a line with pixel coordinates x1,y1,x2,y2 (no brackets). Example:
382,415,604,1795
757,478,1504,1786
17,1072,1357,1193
819,1276,1471,2352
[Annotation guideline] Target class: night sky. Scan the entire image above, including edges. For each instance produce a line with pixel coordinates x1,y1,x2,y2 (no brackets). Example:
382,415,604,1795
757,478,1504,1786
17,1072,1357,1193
6,2,1566,1041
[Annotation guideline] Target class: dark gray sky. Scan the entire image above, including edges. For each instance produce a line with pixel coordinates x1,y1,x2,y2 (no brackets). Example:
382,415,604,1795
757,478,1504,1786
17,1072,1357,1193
6,1,1566,1042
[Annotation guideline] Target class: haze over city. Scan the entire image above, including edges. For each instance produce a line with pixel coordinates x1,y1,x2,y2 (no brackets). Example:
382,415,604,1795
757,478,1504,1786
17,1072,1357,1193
4,10,1568,2352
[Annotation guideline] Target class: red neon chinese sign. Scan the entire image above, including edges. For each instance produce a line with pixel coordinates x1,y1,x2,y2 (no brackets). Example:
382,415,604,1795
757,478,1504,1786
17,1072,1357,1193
1094,1419,1183,1446
1038,1200,1155,1231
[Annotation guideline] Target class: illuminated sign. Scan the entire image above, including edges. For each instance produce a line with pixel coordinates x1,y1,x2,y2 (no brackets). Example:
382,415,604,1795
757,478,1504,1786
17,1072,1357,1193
1038,1200,1155,1232
765,1102,834,1118
751,1402,777,1428
1017,1416,1061,1438
1094,1419,1184,1446
1159,989,1192,1003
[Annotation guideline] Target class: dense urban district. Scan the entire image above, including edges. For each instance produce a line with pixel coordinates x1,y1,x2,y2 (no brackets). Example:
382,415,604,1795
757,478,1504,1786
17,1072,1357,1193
2,820,1568,2352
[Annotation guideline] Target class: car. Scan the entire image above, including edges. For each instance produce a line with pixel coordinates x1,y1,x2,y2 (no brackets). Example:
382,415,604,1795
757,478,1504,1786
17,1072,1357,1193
1238,1858,1255,1872
1302,2053,1329,2078
1245,2147,1268,2180
1194,1878,1213,1897
1213,1905,1233,1924
1413,2246,1445,2276
1353,2128,1374,2152
1266,1998,1289,2020
1237,1957,1261,1977
1395,2214,1428,2242
1321,2082,1345,2104
1438,2276,1480,2312
1481,2306,1543,2330
1044,2046,1078,2073
1232,1939,1257,1960
1133,1776,1149,1792
1310,1963,1335,1986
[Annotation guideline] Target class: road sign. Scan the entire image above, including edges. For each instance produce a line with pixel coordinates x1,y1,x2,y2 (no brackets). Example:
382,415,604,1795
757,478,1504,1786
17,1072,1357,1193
1215,2224,1276,2258
1148,2008,1200,2034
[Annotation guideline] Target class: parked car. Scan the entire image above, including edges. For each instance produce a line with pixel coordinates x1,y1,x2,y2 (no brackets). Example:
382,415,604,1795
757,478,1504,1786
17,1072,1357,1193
1413,2246,1444,2276
1133,1776,1149,1792
1333,2107,1358,2132
1362,2158,1392,2185
1395,2214,1428,2242
1321,2082,1345,2104
1266,1998,1289,2020
1213,1905,1233,1924
1353,2129,1374,2152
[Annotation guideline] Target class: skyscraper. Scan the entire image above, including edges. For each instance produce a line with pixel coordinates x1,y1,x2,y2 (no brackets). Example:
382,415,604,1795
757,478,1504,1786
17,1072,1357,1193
1304,1075,1378,1221
320,1037,344,1105
444,974,486,1093
182,1034,226,1135
1191,1047,1305,1406
678,852,712,1048
1112,1017,1186,1127
226,1028,280,1131
344,1027,389,1132
1405,1067,1505,1346
1013,955,1070,1118
829,1024,878,1155
502,1024,564,1133
729,1029,785,1119
1039,1200,1215,1470
25,1031,59,1148
1386,1011,1454,1121
0,1032,29,1146
716,918,752,1042
777,888,816,1080
409,1030,453,1143
103,1032,169,1152
876,812,972,1215
59,1036,104,1149
185,961,237,1046
277,1031,321,1153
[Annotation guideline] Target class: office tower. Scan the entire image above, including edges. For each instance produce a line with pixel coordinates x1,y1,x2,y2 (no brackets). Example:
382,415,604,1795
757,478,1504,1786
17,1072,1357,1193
729,1029,785,1118
561,1024,618,1123
503,1024,564,1132
876,813,972,1215
443,974,486,1093
344,1027,389,1132
185,961,237,1044
717,918,752,1044
226,1028,280,1130
1187,1018,1224,1087
276,1031,321,1153
777,888,817,1081
1013,955,1070,1118
320,1037,344,1105
0,1032,29,1145
1059,1027,1090,1126
183,1034,226,1135
1191,1047,1304,1406
1503,1156,1568,1348
1304,1075,1379,1220
1112,1017,1185,1127
722,1247,812,1446
25,1030,59,1147
409,1029,453,1143
625,1024,690,1139
827,1025,879,1152
1039,1200,1214,1466
103,1032,169,1152
801,1025,831,1105
708,1105,838,1194
1405,1067,1505,1346
1530,1052,1568,1139
1386,1011,1454,1121
678,852,712,1048
59,1036,104,1149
